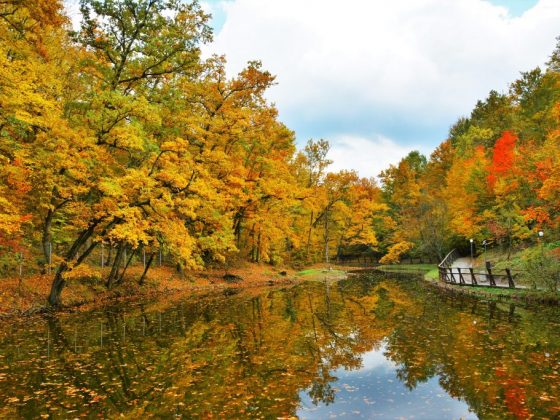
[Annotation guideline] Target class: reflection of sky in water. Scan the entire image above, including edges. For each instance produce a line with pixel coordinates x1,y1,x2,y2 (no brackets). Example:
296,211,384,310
298,344,477,419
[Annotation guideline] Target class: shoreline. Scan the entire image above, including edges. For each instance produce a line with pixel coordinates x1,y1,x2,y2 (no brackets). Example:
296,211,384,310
0,276,300,320
364,265,559,305
337,266,559,307
5,263,555,320
421,273,560,306
0,264,356,320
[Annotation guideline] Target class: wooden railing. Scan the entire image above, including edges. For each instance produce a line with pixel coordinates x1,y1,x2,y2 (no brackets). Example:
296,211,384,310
438,250,525,289
438,266,523,288
439,249,460,269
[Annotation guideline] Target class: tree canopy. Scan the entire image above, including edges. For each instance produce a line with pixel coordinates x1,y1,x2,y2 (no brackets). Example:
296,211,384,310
0,0,559,305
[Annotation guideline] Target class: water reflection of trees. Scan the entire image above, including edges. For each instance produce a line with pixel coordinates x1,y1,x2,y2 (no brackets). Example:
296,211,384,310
383,286,560,419
0,275,558,418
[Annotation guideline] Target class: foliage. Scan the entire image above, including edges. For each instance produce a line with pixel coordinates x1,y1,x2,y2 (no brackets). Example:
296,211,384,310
0,0,388,305
379,37,560,264
0,0,559,306
379,241,414,264
521,248,560,293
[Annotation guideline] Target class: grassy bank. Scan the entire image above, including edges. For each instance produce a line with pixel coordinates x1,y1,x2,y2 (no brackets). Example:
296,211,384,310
427,281,559,304
472,243,560,270
370,262,439,283
295,267,347,282
377,263,437,275
375,263,439,281
423,266,559,304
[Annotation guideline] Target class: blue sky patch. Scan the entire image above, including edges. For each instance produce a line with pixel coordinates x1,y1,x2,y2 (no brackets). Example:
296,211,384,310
486,0,540,16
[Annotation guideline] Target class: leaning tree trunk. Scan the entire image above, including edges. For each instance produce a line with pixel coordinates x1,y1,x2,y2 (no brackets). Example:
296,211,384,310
138,253,155,285
48,266,67,307
106,243,125,289
48,222,99,307
106,245,113,267
116,246,135,285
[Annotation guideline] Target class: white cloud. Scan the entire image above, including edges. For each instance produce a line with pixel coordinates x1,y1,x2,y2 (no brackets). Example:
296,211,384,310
204,0,560,175
62,0,560,177
209,0,559,116
327,134,428,179
63,0,81,30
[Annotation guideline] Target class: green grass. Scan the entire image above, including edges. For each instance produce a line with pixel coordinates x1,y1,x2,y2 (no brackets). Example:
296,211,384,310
424,268,439,281
433,280,559,302
480,248,526,271
296,268,346,281
470,245,542,278
472,245,545,271
377,263,436,273
297,268,321,276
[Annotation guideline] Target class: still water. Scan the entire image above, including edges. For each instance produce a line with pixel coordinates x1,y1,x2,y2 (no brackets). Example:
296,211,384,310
0,272,558,419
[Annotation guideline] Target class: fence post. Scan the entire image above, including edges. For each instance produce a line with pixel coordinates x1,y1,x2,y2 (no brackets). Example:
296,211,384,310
487,267,496,286
505,268,515,289
469,268,477,285
458,267,465,284
448,267,456,283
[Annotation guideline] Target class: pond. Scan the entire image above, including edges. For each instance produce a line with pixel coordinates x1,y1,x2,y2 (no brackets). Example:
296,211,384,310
0,272,559,419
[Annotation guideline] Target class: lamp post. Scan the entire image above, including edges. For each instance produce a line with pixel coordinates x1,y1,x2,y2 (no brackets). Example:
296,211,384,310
482,239,487,264
470,238,474,265
538,230,544,257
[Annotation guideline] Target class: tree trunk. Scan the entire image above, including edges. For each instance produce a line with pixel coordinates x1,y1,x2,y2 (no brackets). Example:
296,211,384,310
233,210,244,249
42,197,71,273
306,211,314,259
106,245,113,267
249,223,256,262
256,229,261,263
116,246,135,285
139,253,155,285
336,233,344,264
324,208,329,265
106,243,124,289
47,222,98,307
48,266,67,307
41,209,54,273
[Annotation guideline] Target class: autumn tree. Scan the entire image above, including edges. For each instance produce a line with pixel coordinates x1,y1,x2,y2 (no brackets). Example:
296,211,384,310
415,141,454,260
379,151,427,262
46,0,213,305
288,139,333,263
0,0,90,273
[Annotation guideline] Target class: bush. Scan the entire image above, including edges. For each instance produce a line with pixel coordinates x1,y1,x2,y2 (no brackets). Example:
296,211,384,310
521,248,560,293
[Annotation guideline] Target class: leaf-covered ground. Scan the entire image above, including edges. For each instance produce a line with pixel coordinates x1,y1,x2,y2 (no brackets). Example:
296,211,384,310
0,264,304,316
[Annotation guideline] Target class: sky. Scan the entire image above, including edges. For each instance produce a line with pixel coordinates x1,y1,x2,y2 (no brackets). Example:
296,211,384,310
65,0,560,178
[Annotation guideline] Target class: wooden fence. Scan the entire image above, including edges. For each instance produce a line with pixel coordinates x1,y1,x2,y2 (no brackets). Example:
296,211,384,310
438,249,526,289
439,249,460,268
